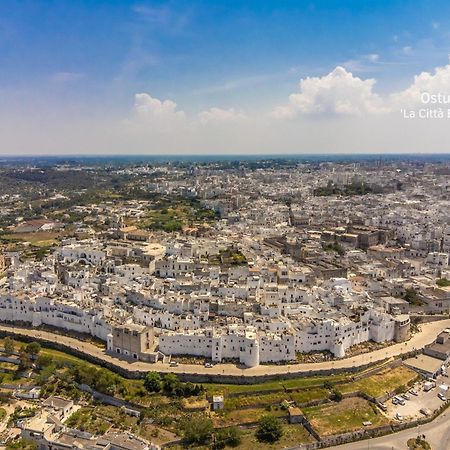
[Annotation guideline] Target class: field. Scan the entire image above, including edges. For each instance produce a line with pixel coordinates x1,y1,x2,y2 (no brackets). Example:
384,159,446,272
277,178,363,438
237,424,315,449
340,366,418,398
303,397,389,436
0,231,61,247
205,373,349,396
214,407,286,427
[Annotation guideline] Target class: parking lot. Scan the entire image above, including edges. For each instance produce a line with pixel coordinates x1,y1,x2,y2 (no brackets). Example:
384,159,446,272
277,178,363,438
386,375,449,420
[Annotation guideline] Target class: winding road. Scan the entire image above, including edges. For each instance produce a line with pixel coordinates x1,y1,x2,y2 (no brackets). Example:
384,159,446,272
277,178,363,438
1,319,450,378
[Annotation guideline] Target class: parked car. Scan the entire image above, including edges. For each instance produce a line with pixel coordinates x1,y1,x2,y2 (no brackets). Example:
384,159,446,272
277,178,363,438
401,393,410,400
377,403,388,412
394,396,405,405
392,398,399,405
438,393,447,401
420,408,432,416
204,362,213,368
169,361,178,367
395,412,403,421
409,389,418,396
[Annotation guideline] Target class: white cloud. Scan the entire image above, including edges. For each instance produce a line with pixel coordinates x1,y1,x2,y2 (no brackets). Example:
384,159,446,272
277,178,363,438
129,93,185,131
198,107,246,124
272,66,387,118
391,62,450,108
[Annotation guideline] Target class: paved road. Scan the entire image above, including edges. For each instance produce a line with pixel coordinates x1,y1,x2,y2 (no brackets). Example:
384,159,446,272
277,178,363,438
1,319,450,378
328,408,450,450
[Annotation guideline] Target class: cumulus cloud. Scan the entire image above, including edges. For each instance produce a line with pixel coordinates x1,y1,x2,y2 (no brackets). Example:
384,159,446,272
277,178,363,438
391,63,450,109
272,66,387,118
128,93,186,131
198,107,247,124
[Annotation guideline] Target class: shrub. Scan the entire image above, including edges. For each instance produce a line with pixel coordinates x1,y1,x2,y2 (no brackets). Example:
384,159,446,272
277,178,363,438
256,415,283,443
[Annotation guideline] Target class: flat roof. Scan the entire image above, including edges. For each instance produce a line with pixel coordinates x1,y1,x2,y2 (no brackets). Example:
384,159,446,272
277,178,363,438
404,354,443,375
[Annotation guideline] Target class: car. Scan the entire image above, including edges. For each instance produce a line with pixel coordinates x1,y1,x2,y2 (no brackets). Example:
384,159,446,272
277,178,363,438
377,403,387,412
438,392,447,401
420,408,432,417
395,413,403,421
392,398,399,405
204,362,213,368
394,396,405,405
401,393,410,400
169,361,178,367
409,389,418,396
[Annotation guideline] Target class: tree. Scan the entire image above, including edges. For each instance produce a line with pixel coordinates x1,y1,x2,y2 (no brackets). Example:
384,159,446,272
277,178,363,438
25,342,41,357
256,415,283,443
144,372,162,393
331,388,343,402
181,415,213,446
35,354,53,369
18,346,33,370
213,426,242,449
3,337,15,355
162,373,180,396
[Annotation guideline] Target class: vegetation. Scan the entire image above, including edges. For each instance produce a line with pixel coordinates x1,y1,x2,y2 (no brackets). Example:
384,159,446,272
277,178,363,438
401,288,423,306
180,414,213,446
340,366,417,398
18,342,41,369
255,415,283,443
144,372,204,397
330,388,343,402
303,398,388,436
3,337,15,355
140,197,218,232
407,437,432,450
437,278,450,288
323,242,345,256
6,439,37,450
65,408,111,435
314,181,382,197
213,426,242,449
237,425,313,449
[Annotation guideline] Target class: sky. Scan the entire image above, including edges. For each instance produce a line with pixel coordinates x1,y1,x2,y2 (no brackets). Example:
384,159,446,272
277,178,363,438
2,0,450,155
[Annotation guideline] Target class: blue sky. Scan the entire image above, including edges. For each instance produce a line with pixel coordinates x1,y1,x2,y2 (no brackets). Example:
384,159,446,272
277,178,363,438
1,0,450,154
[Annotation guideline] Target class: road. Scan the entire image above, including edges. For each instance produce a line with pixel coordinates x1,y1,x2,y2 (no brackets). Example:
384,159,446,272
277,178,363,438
328,409,450,450
1,319,450,378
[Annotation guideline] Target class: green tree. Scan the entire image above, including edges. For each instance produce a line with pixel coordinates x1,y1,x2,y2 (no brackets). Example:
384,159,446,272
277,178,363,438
18,346,33,370
3,337,15,355
144,372,162,393
25,342,41,357
162,373,180,396
35,354,53,369
331,388,343,402
181,415,213,446
256,415,283,443
213,426,242,449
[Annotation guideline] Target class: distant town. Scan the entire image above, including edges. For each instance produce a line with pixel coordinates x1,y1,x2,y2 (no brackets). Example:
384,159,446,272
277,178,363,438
0,156,450,449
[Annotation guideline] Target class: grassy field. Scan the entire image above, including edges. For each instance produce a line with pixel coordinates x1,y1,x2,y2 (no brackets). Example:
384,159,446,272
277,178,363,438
0,231,61,246
303,397,389,436
205,373,348,396
237,424,315,449
213,407,286,427
340,366,418,398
